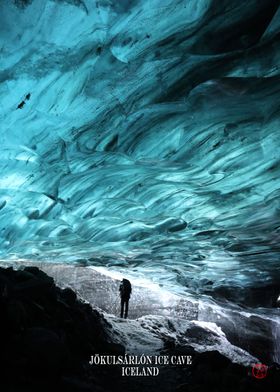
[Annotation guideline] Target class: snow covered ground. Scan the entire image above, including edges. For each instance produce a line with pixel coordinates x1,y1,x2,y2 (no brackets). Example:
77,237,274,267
105,313,257,366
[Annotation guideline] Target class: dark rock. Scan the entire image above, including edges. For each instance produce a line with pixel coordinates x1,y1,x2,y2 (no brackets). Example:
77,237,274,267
0,265,125,392
22,327,67,377
101,341,125,356
61,376,94,392
15,279,53,299
14,269,35,282
61,287,77,305
23,266,54,282
6,298,27,332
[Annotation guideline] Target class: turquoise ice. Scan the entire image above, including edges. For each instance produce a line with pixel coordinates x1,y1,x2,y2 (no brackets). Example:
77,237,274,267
0,0,280,297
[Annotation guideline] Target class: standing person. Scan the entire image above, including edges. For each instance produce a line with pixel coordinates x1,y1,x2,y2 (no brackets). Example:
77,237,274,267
119,279,132,319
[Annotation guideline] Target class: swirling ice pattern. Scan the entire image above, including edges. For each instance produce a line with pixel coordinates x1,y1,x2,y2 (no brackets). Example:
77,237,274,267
0,0,280,297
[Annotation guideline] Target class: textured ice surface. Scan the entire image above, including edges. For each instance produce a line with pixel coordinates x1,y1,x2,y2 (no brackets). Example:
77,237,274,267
21,262,197,319
0,1,280,298
105,314,257,366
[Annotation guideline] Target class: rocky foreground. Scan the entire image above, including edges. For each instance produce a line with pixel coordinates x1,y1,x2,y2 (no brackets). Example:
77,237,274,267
0,265,125,392
0,266,279,392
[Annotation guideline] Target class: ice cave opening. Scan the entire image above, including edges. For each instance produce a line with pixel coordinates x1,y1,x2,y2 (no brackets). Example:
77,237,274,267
0,0,280,373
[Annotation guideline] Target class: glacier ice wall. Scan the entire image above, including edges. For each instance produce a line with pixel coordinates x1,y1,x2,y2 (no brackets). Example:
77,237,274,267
0,0,280,298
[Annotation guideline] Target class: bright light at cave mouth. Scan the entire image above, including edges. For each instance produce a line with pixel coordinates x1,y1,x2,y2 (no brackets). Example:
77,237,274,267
92,267,158,290
91,266,180,303
0,0,279,306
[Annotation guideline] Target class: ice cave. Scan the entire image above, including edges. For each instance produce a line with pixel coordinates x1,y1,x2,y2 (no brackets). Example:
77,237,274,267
0,1,280,391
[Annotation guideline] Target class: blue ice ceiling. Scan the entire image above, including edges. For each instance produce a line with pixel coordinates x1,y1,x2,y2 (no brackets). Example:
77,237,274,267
0,0,280,295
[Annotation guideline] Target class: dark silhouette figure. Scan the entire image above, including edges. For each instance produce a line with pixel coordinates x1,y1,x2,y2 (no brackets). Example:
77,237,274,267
119,279,131,319
17,100,25,109
17,93,31,109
